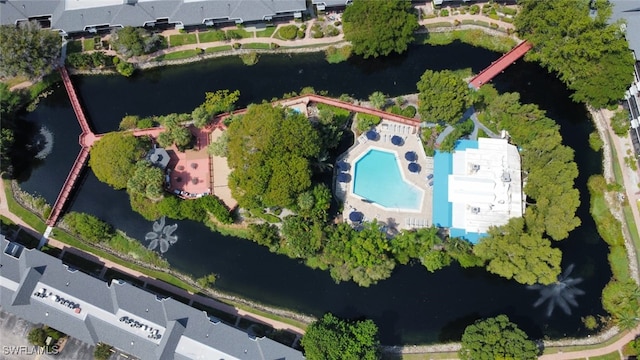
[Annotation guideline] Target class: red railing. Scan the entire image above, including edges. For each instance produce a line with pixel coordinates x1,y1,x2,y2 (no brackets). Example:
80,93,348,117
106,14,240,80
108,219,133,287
470,40,533,89
46,148,89,226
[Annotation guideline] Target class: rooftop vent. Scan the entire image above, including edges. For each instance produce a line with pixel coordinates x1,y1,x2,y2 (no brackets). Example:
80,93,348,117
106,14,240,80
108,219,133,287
471,164,480,172
501,171,511,182
471,207,480,214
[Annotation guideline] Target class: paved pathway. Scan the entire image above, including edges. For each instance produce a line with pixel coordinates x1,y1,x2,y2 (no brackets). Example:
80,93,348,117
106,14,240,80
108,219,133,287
540,325,640,359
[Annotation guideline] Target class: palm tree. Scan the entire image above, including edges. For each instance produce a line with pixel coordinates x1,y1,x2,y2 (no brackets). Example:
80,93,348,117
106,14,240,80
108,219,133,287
369,91,386,109
311,151,333,173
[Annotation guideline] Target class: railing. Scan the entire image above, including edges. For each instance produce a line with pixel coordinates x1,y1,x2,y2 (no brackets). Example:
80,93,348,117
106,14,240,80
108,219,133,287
470,40,533,88
46,148,89,226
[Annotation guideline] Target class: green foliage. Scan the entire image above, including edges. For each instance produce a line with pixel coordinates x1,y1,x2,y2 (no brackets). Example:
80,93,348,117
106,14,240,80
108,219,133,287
89,132,149,189
156,113,192,150
27,327,47,347
515,0,635,108
343,0,418,58
282,215,324,258
301,313,380,360
107,232,168,268
227,103,321,209
323,222,395,287
611,109,630,136
417,70,472,125
198,30,228,43
202,89,240,120
0,21,61,79
588,131,603,151
390,227,452,271
588,175,624,247
63,212,113,244
439,119,474,152
460,315,538,360
66,52,112,69
278,25,300,40
356,113,381,133
119,115,139,130
116,61,135,77
93,343,113,360
239,51,259,66
421,29,517,54
601,279,640,329
207,131,229,157
196,273,218,288
196,195,233,224
169,33,197,47
137,117,155,129
474,218,562,285
481,92,581,242
325,45,354,64
608,245,630,282
127,161,164,200
110,26,166,58
582,315,599,330
248,223,281,251
368,91,386,110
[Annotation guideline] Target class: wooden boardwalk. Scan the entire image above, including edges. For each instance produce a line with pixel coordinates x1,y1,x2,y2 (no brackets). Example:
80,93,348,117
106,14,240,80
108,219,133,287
46,67,96,226
469,40,533,89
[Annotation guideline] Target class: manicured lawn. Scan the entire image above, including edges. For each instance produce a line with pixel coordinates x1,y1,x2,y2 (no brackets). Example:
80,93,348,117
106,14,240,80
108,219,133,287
227,28,253,39
204,45,233,53
240,43,271,50
255,26,277,38
198,30,227,43
82,38,95,51
424,21,454,28
169,33,198,47
155,49,202,61
589,351,621,360
66,40,83,54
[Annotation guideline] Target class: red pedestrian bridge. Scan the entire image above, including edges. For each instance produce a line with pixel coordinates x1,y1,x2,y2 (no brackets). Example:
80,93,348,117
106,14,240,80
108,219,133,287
469,40,533,89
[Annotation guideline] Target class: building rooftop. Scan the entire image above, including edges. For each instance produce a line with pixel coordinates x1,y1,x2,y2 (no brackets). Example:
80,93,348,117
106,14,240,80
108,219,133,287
0,0,307,33
610,0,640,57
433,139,524,243
0,236,304,360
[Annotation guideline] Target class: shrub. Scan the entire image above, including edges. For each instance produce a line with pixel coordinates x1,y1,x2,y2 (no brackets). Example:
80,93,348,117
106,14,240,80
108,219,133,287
271,42,279,49
611,109,631,136
356,113,381,132
119,115,139,130
239,51,259,66
403,105,417,118
197,195,233,224
297,29,305,38
311,23,323,38
501,7,517,16
454,19,461,26
588,131,603,151
278,25,299,40
28,327,47,347
112,56,120,65
334,20,341,26
232,42,241,49
440,9,449,17
94,343,113,360
137,117,155,129
488,13,500,20
116,61,135,77
63,212,113,244
325,25,340,37
470,5,480,15
490,22,499,29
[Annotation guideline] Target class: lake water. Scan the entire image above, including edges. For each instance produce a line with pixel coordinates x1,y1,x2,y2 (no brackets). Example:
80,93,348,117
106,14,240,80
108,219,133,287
16,42,610,344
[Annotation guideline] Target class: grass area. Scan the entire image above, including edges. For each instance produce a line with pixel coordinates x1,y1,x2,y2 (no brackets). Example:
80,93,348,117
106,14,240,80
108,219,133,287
66,40,83,54
198,30,227,43
240,43,272,50
204,45,233,53
82,38,95,51
255,26,277,38
2,75,29,88
589,352,622,360
424,22,454,28
169,33,198,47
419,29,517,53
227,299,309,331
477,128,489,138
155,49,202,61
3,180,47,233
542,327,631,354
227,28,253,39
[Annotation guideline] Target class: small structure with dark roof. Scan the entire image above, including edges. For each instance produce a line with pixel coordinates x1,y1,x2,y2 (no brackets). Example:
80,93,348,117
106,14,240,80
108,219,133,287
148,147,170,170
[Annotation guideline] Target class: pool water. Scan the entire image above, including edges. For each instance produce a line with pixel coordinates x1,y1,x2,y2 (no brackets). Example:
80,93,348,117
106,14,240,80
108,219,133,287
352,149,422,210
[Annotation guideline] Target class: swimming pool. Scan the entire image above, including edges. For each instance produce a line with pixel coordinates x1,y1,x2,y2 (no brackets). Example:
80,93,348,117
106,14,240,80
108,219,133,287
352,149,423,210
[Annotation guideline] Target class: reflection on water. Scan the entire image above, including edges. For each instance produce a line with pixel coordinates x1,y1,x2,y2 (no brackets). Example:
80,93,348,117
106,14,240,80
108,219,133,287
528,264,585,317
32,125,54,160
145,216,179,254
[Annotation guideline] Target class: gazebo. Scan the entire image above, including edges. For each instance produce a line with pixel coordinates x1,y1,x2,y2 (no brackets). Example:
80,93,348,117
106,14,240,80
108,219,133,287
148,147,170,169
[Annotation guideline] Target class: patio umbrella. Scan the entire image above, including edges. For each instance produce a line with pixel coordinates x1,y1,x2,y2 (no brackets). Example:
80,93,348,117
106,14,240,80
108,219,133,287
337,172,351,183
336,161,350,171
404,151,417,162
391,135,403,146
408,162,421,173
366,130,379,141
349,211,364,222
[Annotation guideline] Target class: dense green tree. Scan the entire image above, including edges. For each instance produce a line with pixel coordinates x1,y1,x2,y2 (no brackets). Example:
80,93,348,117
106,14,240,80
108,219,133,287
459,315,538,360
93,343,113,360
390,227,451,272
342,0,418,58
63,212,113,244
301,313,380,360
248,223,281,251
611,108,630,136
368,91,386,109
602,279,640,328
195,273,217,288
127,161,164,200
207,131,229,157
110,26,165,58
281,215,324,258
0,21,61,79
227,103,321,209
323,222,395,287
27,327,47,347
473,218,562,285
89,132,149,189
116,61,135,77
156,113,192,150
417,70,472,125
445,237,484,268
515,0,635,108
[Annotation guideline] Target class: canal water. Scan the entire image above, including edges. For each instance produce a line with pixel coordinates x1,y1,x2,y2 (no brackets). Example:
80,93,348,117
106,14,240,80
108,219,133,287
17,42,610,344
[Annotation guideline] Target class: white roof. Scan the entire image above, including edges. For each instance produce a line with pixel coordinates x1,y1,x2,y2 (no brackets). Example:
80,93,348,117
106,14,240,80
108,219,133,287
448,138,523,233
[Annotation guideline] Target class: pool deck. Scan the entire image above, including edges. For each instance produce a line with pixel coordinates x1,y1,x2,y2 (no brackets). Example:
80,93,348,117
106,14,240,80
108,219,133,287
336,120,433,233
